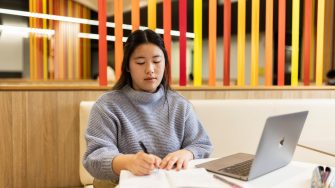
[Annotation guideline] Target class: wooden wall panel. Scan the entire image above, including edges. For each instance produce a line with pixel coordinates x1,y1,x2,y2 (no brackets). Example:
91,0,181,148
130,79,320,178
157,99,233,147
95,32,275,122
1,89,335,187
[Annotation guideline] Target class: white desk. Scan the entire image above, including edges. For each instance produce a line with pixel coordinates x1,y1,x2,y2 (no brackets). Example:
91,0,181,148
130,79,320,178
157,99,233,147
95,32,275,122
189,159,321,188
118,159,332,188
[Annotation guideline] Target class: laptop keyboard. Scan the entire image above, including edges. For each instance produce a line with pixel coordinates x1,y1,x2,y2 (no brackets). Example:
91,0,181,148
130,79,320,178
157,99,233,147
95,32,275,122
219,159,253,177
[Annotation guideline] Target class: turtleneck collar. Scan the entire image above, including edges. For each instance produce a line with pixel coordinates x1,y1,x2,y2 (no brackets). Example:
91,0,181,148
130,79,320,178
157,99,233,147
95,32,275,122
122,84,165,104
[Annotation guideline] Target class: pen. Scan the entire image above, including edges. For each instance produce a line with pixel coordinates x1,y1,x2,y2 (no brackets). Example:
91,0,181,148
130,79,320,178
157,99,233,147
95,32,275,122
213,174,243,188
139,141,148,154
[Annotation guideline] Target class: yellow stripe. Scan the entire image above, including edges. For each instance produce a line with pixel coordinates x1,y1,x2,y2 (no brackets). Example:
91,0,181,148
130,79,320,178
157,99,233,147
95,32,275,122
237,0,246,86
42,0,48,80
251,0,259,86
291,0,300,86
148,0,156,30
316,0,325,85
310,0,315,81
193,0,202,86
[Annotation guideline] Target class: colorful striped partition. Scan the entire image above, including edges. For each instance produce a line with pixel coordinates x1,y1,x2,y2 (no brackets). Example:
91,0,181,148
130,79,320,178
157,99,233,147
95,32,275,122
194,0,202,86
291,0,300,86
251,0,260,86
208,0,217,86
42,0,47,80
163,0,172,83
98,0,107,86
223,0,231,86
131,0,140,31
265,0,273,86
148,0,156,30
310,0,316,82
237,0,246,86
114,0,123,80
316,0,325,86
179,0,187,86
277,0,286,86
303,0,312,85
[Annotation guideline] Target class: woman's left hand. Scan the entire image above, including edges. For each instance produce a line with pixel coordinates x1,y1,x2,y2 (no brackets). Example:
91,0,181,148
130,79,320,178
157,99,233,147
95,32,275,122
159,149,194,171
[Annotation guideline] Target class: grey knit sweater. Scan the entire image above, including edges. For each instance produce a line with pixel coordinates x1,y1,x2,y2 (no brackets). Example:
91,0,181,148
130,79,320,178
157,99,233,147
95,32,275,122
83,85,212,181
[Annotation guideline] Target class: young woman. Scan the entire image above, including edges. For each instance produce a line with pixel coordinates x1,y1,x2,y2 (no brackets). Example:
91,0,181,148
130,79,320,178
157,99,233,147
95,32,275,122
83,29,212,183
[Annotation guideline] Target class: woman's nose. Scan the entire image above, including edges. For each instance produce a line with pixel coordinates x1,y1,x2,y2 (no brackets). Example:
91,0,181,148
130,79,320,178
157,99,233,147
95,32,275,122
145,63,154,74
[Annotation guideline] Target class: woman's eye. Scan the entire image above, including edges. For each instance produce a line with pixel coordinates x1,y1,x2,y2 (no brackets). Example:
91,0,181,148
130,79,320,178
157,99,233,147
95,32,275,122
153,61,160,64
136,61,145,65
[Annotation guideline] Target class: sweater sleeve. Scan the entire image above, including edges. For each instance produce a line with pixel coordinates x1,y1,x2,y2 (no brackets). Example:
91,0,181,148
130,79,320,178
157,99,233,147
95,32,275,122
82,101,121,181
182,103,213,159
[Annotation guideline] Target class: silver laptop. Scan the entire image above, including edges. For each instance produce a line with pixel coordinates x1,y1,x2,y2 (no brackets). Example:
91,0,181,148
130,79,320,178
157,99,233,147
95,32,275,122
196,111,308,181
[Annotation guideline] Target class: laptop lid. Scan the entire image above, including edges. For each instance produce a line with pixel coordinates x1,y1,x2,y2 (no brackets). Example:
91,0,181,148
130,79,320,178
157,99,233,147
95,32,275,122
248,111,308,180
196,111,308,181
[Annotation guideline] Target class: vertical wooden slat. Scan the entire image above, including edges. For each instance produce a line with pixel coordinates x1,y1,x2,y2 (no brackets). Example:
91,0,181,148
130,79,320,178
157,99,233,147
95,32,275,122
59,0,65,79
208,0,217,86
98,0,107,86
237,0,246,86
67,0,73,80
49,0,54,80
179,0,187,86
75,3,81,79
291,0,300,86
277,0,286,85
42,0,47,80
223,0,231,86
194,0,202,86
310,0,316,81
148,0,156,30
163,0,172,83
131,0,140,31
303,0,312,85
316,0,325,85
251,0,260,86
82,7,88,79
29,0,34,80
114,0,123,80
265,0,273,86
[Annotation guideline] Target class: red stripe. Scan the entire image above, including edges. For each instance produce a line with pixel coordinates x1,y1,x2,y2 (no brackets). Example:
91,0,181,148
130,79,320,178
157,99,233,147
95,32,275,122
179,0,187,86
223,0,231,86
303,0,312,85
277,0,286,85
98,0,107,86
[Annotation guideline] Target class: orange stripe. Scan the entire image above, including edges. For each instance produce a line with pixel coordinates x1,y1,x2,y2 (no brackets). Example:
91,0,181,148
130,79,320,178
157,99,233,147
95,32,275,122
131,0,140,31
49,0,54,80
265,0,273,86
208,0,217,86
163,0,172,83
114,0,123,80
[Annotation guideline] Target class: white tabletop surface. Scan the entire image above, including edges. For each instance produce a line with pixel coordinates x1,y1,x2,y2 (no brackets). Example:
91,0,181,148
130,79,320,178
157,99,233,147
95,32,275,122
189,158,321,188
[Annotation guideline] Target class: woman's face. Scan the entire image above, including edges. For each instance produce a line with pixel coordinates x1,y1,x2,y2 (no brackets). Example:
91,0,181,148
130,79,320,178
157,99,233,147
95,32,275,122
129,43,165,93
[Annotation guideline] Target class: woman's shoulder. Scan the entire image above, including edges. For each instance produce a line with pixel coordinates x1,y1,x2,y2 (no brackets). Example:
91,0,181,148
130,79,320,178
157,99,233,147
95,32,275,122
167,90,192,107
95,89,126,106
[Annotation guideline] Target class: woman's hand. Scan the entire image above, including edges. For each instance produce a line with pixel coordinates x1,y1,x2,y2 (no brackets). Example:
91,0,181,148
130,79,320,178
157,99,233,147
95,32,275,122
160,149,194,171
126,151,161,176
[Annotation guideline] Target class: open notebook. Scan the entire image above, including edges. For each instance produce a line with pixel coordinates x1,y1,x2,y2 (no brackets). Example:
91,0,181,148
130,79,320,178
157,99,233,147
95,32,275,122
118,168,222,188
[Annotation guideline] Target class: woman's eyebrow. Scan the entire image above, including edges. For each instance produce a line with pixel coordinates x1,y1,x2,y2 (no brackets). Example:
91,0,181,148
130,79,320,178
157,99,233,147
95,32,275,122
152,55,162,58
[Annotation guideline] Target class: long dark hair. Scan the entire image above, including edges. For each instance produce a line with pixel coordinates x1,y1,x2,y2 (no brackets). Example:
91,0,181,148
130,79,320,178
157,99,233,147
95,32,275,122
112,29,171,92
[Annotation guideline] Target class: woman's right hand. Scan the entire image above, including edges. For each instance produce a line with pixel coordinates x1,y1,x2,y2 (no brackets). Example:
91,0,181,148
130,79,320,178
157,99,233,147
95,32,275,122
126,151,161,175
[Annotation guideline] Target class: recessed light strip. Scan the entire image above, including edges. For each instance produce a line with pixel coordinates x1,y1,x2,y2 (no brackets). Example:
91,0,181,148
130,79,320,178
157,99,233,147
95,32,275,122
0,8,194,38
